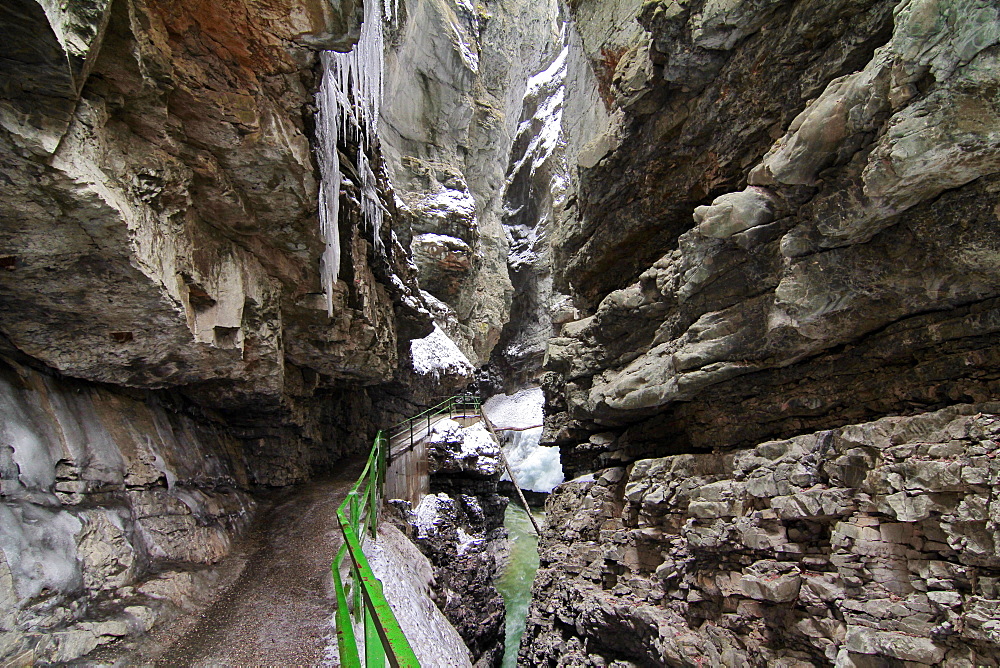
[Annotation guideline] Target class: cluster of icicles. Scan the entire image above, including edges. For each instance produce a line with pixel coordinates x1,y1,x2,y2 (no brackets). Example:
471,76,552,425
315,0,399,315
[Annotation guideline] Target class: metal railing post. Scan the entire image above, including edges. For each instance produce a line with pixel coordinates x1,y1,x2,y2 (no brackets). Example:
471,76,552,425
338,395,501,666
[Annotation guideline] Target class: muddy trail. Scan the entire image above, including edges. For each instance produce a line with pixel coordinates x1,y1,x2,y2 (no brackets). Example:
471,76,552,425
97,458,366,666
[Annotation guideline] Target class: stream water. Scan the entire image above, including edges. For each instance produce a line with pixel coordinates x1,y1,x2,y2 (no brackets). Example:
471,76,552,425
496,503,543,667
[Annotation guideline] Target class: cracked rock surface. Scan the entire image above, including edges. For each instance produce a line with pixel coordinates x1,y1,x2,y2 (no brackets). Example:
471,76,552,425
522,404,1000,666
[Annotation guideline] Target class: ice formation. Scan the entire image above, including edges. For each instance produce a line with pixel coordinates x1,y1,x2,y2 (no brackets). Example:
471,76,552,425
501,427,563,493
484,387,563,493
315,0,397,315
410,324,475,379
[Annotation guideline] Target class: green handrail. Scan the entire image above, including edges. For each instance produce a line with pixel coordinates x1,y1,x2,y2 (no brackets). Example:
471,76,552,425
386,394,482,450
332,431,419,667
332,394,483,667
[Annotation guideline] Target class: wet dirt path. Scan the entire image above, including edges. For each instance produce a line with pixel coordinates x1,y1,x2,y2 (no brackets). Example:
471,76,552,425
163,460,366,667
103,458,366,667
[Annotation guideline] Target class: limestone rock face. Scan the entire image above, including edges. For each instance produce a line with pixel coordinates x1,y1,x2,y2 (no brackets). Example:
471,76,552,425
489,36,571,389
532,0,1000,663
0,0,427,408
544,0,1000,479
521,405,1000,665
381,0,562,365
0,1,433,662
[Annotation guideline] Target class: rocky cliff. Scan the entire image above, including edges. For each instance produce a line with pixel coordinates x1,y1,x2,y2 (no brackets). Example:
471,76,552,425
523,405,1000,665
399,419,509,666
0,0,436,661
525,0,1000,664
381,0,563,366
544,0,1000,479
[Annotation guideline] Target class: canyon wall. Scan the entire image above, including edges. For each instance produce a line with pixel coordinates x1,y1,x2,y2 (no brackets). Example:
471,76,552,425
528,0,1000,664
381,0,562,366
545,0,1000,472
402,419,509,666
0,0,434,661
524,404,1000,665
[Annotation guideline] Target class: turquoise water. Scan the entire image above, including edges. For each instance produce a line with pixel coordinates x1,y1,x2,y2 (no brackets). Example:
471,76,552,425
496,504,542,668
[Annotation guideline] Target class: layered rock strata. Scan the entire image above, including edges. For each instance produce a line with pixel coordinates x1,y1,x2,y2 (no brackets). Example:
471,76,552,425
522,404,1000,666
529,0,1000,664
545,0,1000,476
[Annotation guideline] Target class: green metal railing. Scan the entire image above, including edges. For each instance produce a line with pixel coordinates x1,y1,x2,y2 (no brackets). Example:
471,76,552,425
332,393,481,667
385,394,482,463
332,431,418,667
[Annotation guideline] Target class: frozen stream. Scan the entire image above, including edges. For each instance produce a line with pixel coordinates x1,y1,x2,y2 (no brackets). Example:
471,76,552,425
496,504,543,668
484,387,560,665
483,387,563,493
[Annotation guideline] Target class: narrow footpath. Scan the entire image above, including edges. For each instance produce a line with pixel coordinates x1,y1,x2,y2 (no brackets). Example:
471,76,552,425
99,458,366,666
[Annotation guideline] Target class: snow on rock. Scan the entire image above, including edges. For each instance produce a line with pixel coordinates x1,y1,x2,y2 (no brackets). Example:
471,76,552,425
414,232,472,250
427,418,464,445
483,387,544,430
456,527,483,556
460,422,497,459
411,325,475,380
427,420,500,478
409,187,477,225
413,492,456,540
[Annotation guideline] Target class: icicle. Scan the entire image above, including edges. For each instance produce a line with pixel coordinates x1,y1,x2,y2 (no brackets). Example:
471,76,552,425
314,0,396,316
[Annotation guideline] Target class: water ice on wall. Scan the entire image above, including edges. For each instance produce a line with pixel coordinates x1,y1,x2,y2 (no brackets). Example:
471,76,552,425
315,0,396,315
501,427,563,493
483,388,563,493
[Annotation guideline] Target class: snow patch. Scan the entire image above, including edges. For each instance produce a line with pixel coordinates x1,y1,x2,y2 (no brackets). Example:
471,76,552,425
421,289,455,315
483,387,544,430
412,492,454,539
413,232,472,252
411,325,475,379
456,527,482,556
411,187,477,221
459,422,497,458
427,418,463,445
525,37,568,97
